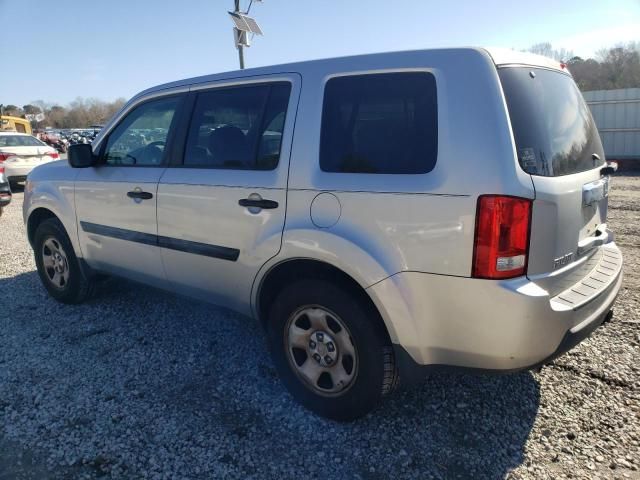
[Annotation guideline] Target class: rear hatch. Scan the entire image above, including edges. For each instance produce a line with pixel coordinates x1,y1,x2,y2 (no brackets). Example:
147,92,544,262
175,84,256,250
499,66,621,303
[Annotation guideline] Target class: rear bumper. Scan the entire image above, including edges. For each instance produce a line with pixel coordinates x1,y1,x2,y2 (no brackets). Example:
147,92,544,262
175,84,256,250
0,184,11,207
368,242,623,380
393,302,616,384
4,163,39,180
6,175,27,183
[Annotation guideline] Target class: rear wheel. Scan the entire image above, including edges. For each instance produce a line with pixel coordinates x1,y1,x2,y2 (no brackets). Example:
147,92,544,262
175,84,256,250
267,279,397,421
34,218,95,304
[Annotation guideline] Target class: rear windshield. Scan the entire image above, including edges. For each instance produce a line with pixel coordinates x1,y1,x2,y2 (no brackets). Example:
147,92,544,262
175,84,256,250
0,135,45,147
499,67,604,177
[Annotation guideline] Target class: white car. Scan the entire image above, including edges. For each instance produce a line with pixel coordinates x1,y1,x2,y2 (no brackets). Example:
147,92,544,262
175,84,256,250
0,132,60,189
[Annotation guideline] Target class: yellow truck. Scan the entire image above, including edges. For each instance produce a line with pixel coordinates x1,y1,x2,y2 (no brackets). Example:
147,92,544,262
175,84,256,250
0,115,32,134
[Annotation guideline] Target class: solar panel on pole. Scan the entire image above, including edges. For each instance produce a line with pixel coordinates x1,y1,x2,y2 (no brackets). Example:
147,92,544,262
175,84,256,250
228,11,262,35
229,12,251,32
227,1,265,70
241,15,263,35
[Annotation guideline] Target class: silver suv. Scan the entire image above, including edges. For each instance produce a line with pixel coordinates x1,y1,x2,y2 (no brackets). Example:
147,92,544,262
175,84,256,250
24,48,623,420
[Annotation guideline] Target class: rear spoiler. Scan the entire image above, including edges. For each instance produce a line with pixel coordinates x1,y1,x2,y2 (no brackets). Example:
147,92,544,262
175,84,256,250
483,47,571,75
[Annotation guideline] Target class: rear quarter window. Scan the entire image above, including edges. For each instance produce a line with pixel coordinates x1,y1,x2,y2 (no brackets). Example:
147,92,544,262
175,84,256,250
0,135,44,147
499,67,605,177
320,72,438,174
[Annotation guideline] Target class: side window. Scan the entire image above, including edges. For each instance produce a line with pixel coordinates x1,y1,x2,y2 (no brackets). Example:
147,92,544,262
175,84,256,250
184,82,291,170
320,72,438,174
103,96,180,166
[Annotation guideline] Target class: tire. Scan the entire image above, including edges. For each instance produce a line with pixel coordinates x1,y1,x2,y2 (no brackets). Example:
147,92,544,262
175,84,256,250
267,279,397,421
33,218,95,304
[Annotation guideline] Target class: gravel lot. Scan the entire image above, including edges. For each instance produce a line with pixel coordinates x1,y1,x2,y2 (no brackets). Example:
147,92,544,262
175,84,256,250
1,176,639,480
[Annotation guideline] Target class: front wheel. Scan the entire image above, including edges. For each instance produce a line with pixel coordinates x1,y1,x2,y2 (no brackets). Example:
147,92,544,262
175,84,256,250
34,218,95,304
267,279,397,421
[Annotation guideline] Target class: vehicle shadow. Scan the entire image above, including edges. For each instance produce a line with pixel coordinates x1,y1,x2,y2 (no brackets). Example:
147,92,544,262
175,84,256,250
368,370,540,478
1,271,540,479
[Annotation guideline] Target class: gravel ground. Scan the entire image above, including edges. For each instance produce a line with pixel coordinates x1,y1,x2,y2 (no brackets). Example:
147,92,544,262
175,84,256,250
1,176,639,480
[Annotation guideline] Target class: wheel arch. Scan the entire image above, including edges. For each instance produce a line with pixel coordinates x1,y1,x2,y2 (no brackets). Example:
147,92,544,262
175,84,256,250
24,174,81,257
27,207,59,247
254,258,396,344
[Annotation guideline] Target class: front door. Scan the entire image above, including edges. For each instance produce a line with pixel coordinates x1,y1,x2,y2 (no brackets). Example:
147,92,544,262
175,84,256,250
75,95,183,287
156,76,299,314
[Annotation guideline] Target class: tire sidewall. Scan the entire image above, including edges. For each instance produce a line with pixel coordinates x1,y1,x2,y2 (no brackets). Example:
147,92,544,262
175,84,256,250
267,279,388,421
34,219,85,303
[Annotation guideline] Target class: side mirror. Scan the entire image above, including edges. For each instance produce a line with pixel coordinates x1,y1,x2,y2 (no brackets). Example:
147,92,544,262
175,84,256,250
68,143,97,168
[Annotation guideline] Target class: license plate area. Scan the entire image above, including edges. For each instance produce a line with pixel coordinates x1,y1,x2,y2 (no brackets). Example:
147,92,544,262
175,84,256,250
582,177,609,207
8,156,40,164
581,177,609,239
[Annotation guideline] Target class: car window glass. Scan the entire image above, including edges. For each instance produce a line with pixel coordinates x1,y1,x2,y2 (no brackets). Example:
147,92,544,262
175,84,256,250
499,67,604,177
320,72,438,174
0,135,45,147
184,83,291,170
103,97,179,166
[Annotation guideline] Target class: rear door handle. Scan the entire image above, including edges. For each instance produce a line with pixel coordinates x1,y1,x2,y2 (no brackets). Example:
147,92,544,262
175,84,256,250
127,190,153,200
238,198,279,209
600,161,618,177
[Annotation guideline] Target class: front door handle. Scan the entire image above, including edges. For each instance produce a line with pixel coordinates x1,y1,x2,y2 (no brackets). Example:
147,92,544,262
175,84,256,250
238,198,279,209
127,190,153,200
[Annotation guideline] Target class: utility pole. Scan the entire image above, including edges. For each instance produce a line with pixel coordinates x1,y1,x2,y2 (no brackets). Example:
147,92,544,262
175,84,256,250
227,0,262,70
234,0,245,69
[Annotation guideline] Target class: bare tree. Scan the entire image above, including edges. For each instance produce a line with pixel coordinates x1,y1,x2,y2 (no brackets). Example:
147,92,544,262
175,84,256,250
0,98,129,128
527,42,640,91
527,42,574,61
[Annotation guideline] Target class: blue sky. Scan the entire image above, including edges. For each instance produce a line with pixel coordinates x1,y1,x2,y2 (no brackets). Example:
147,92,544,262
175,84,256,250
1,0,638,107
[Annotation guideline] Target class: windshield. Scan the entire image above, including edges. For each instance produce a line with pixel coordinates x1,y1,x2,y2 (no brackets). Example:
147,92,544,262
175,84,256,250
499,67,605,177
0,135,46,148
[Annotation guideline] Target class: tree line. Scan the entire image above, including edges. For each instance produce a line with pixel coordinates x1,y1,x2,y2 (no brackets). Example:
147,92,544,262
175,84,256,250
527,42,640,91
0,97,127,130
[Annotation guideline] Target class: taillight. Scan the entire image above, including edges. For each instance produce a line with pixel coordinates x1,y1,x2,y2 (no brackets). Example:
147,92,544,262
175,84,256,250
472,195,532,279
48,152,60,159
0,152,13,162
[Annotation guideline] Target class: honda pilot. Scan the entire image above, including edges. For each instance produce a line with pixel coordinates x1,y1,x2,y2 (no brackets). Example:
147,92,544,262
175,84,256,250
24,48,623,420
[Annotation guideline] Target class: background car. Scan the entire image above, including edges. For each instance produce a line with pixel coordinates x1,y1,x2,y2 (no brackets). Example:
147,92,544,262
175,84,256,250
0,132,60,189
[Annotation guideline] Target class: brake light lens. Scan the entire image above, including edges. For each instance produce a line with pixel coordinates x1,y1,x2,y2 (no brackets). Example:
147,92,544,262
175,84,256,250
0,152,14,162
472,195,532,279
47,151,60,160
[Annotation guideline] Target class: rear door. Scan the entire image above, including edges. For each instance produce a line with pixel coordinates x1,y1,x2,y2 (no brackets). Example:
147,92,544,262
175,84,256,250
499,67,611,295
156,75,299,314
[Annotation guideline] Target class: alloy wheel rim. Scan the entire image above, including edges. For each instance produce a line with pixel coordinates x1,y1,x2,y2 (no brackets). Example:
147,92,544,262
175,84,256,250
42,237,70,289
285,305,358,396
